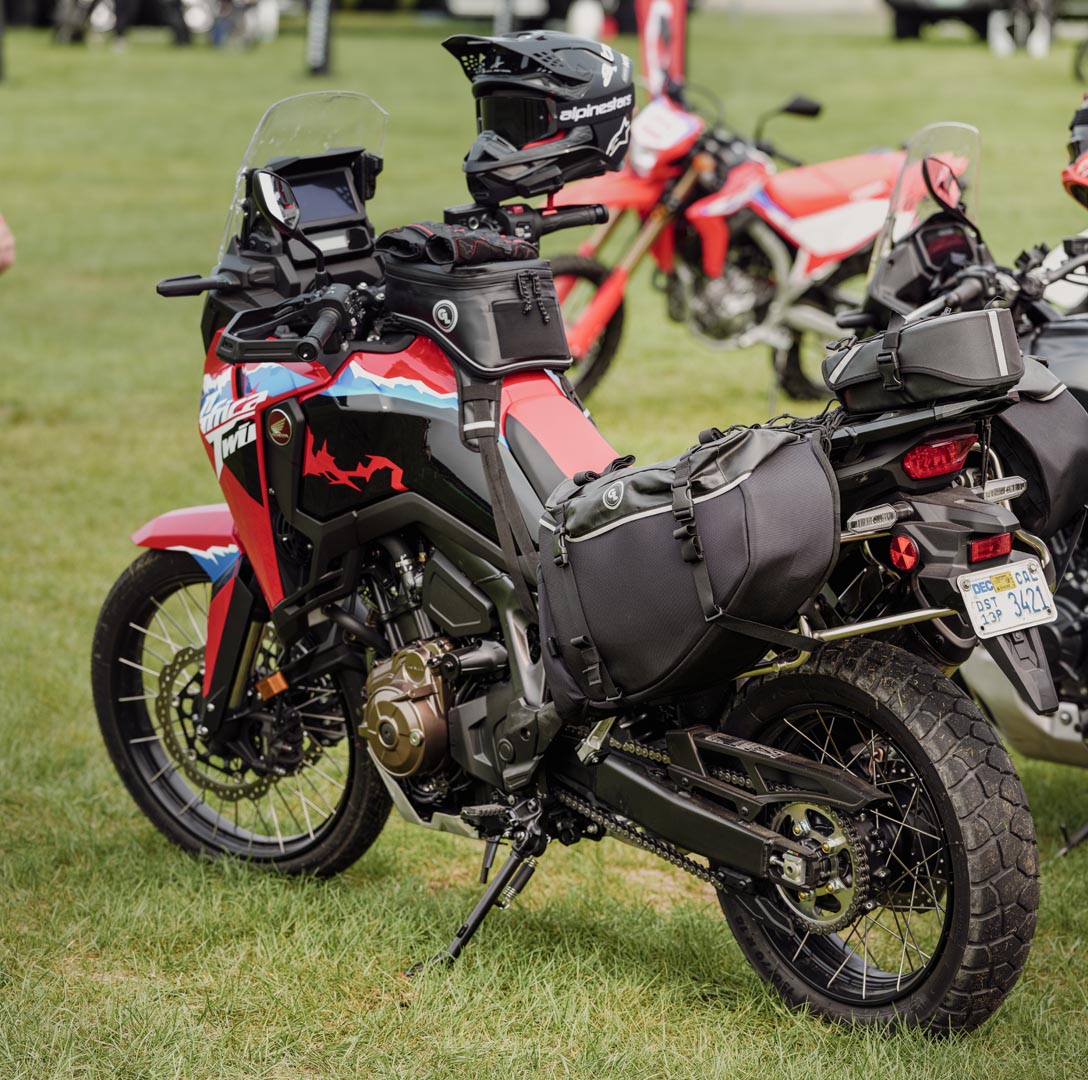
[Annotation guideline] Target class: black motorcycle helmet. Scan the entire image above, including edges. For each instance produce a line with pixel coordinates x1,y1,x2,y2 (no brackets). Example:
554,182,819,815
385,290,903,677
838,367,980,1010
443,30,634,204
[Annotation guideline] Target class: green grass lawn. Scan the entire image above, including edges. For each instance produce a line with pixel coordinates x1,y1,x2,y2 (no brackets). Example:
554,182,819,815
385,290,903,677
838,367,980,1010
5,12,1088,1078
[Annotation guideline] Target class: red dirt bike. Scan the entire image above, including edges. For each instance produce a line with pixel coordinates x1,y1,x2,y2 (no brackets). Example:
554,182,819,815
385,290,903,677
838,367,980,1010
91,38,1043,1033
550,88,906,399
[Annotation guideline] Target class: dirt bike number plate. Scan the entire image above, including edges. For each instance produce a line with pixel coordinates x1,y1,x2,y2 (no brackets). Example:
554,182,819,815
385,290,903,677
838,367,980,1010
957,559,1057,640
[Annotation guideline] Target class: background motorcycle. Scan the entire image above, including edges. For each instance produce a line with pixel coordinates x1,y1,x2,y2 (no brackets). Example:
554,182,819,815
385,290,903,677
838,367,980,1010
550,90,905,402
91,61,1042,1032
842,121,1088,849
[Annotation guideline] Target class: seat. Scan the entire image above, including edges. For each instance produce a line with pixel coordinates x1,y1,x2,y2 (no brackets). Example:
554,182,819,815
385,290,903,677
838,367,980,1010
763,151,904,220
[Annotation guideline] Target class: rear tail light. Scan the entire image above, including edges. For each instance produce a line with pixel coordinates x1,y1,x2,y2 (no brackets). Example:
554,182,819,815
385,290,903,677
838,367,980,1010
901,435,976,480
968,532,1012,564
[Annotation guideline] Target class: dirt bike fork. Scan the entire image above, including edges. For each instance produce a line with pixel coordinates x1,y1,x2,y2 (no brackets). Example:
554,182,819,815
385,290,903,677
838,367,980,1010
565,154,715,359
404,798,549,975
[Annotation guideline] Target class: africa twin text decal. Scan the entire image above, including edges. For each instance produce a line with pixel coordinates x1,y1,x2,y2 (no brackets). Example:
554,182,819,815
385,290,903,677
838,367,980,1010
199,371,268,478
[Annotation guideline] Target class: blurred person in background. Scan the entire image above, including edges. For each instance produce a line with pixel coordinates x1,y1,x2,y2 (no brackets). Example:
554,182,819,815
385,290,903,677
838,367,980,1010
0,213,14,273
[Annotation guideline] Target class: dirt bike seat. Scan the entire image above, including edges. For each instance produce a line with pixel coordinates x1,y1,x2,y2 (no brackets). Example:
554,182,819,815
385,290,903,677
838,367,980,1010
762,151,905,219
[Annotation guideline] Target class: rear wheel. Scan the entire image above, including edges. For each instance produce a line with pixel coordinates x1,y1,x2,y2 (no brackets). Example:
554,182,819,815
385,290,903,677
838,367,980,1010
720,640,1038,1033
551,253,625,399
91,550,390,875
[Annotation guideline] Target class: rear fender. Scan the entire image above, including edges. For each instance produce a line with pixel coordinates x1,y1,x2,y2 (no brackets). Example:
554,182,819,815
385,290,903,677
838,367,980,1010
889,492,1059,714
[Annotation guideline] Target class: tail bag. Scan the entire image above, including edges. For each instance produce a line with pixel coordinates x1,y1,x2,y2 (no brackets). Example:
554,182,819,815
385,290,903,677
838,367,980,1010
538,426,840,720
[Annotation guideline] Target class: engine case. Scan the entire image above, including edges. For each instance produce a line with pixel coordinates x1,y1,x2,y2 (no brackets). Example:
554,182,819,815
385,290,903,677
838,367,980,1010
360,639,451,777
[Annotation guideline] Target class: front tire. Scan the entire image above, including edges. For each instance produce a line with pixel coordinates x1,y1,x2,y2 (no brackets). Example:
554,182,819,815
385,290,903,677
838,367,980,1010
720,640,1038,1033
91,549,391,876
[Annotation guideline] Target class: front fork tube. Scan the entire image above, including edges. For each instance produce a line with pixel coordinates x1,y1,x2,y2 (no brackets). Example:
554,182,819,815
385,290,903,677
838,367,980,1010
565,161,708,358
199,562,265,736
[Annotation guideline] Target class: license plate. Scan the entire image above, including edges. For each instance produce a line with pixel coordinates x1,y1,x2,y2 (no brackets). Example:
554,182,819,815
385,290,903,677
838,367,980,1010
957,559,1057,640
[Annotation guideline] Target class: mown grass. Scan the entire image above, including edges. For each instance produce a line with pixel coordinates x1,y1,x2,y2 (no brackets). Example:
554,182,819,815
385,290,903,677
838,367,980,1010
4,11,1088,1078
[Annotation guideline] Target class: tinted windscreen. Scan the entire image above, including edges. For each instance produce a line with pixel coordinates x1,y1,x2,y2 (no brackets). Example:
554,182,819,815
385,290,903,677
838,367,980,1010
477,95,553,145
293,170,358,224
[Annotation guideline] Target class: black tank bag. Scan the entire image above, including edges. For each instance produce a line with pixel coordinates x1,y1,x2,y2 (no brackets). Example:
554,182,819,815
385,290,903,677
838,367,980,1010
823,308,1023,413
537,427,839,721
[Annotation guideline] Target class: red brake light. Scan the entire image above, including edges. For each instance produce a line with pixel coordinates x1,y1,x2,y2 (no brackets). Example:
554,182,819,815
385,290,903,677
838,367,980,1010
968,533,1012,564
889,535,920,572
901,435,976,481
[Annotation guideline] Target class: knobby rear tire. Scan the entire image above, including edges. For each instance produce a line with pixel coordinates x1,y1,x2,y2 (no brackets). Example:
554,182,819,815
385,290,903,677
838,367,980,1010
720,639,1038,1033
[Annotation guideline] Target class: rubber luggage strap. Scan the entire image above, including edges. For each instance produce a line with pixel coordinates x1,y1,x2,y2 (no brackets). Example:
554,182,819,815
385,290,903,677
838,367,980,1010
876,327,904,392
550,503,622,703
460,380,539,619
670,453,821,653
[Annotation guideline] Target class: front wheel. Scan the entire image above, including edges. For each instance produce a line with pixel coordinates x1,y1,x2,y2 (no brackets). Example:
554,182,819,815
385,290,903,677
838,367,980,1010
551,253,625,399
720,639,1038,1033
91,549,391,875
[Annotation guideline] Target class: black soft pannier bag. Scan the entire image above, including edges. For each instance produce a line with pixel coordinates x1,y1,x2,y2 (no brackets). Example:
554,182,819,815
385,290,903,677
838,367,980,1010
990,357,1088,539
822,308,1024,413
382,257,571,378
537,427,839,720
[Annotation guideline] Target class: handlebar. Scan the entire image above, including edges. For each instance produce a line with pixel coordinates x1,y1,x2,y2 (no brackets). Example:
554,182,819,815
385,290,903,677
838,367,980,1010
537,204,609,235
295,307,342,363
157,273,241,297
902,274,988,324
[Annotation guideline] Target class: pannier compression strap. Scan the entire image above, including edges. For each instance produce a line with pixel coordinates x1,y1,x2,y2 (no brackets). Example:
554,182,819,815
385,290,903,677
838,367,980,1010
670,454,821,653
551,504,622,703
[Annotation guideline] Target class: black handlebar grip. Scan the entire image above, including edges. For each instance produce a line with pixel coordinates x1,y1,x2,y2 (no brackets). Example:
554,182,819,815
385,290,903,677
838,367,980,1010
156,274,239,297
295,307,342,363
945,276,986,309
539,204,609,235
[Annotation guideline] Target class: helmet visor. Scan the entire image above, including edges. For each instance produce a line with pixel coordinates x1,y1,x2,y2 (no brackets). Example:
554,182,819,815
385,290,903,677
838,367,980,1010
477,94,556,148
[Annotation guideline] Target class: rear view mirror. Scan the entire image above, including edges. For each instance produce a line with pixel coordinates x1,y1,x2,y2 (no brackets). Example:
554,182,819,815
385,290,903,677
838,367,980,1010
782,96,823,119
249,167,328,280
252,169,303,236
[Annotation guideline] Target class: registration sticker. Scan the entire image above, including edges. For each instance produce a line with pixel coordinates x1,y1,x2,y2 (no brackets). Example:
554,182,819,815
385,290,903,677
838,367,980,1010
958,559,1057,640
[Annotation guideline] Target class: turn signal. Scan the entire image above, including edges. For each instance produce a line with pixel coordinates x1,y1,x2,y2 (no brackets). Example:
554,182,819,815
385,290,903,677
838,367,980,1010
968,533,1012,564
889,535,920,572
901,435,976,480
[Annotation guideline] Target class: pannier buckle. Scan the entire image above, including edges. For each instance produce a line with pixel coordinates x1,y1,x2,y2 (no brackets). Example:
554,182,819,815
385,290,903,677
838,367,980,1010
552,527,569,567
876,348,903,391
571,634,603,688
672,521,703,563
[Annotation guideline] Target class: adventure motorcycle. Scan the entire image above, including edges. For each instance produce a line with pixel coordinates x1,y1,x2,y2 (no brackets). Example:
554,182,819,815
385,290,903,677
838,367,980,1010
838,121,1088,849
92,37,1044,1033
547,86,905,400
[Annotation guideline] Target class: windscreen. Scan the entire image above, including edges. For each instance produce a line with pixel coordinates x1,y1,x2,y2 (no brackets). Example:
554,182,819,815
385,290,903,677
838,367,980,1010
220,91,388,259
868,121,981,280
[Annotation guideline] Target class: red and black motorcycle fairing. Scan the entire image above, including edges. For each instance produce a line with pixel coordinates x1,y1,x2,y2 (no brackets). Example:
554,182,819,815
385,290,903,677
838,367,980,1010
137,326,616,723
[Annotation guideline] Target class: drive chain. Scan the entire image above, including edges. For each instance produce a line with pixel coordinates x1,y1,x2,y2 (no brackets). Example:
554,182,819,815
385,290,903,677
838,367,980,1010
553,788,724,888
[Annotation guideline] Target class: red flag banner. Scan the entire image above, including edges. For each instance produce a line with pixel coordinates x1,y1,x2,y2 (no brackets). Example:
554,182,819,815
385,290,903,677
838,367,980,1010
636,0,688,97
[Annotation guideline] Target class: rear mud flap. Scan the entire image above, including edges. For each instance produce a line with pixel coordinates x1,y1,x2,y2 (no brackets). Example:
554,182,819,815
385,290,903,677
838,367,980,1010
982,625,1058,715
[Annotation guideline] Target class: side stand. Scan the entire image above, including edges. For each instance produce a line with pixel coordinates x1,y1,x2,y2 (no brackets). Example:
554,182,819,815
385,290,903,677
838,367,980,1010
1057,818,1088,858
404,804,548,975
